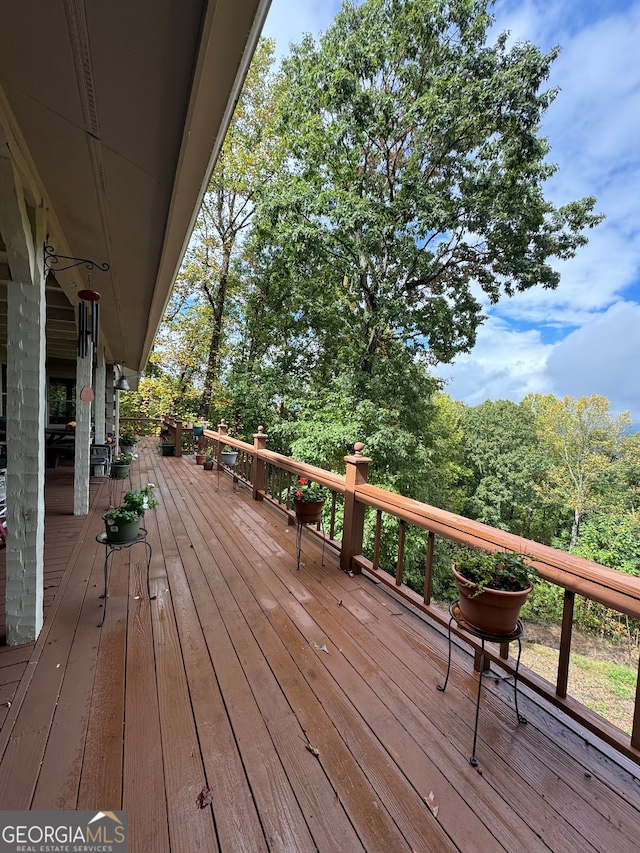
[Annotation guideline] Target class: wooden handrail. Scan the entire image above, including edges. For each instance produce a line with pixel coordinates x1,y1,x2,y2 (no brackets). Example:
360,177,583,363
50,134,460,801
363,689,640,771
355,483,640,620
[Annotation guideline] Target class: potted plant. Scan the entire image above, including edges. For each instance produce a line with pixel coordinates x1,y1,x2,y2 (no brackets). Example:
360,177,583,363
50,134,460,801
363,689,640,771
192,421,204,437
203,447,215,470
159,439,175,456
195,449,206,465
119,431,138,455
221,445,238,467
103,484,159,543
110,452,134,480
451,547,537,635
290,476,327,524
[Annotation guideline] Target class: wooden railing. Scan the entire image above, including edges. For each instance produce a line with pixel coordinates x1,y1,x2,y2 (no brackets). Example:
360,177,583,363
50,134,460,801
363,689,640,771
120,416,161,436
166,419,640,765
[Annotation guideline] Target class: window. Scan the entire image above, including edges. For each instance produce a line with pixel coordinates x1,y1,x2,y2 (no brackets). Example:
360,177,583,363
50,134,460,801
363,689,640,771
48,378,76,424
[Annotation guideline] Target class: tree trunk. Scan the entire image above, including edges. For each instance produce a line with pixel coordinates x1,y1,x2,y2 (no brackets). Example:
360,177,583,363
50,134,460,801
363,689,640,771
198,255,230,419
569,506,581,550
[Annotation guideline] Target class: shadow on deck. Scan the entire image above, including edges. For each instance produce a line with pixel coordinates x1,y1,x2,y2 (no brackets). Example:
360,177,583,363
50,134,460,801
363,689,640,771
0,440,639,852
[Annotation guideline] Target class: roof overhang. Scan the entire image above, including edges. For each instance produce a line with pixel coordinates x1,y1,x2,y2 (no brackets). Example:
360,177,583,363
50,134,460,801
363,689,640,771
0,0,270,371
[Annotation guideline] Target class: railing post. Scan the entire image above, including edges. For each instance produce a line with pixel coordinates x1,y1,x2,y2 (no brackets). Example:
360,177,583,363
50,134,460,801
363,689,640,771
340,442,371,574
175,419,183,457
253,426,267,501
217,419,227,470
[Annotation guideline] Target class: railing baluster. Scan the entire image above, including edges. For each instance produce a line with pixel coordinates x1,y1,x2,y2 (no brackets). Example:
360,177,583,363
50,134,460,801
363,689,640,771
373,510,382,571
330,492,337,540
424,530,435,605
396,519,406,586
557,589,575,698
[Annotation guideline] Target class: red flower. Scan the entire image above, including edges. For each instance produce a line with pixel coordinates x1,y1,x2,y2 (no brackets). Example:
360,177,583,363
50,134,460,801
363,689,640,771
295,490,303,499
297,477,308,485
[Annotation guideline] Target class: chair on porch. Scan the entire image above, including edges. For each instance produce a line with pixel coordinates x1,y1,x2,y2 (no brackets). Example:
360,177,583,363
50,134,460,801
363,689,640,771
90,444,112,478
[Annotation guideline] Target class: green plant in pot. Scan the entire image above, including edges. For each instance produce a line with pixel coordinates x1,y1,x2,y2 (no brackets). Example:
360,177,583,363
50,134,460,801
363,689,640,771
110,452,134,480
119,431,138,454
451,547,537,635
203,446,215,470
159,439,175,456
290,476,327,524
221,445,238,467
103,484,159,542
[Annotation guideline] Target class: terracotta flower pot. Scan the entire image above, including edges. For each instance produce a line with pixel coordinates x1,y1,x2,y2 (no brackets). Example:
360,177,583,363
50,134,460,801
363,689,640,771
195,454,206,465
452,566,532,635
294,498,325,524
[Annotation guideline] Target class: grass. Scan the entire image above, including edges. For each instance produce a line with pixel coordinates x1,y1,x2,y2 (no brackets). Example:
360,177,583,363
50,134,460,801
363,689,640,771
520,641,637,735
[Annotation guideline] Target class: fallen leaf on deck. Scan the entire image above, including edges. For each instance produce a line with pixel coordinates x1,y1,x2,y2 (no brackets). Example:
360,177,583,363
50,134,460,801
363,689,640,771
196,786,214,809
424,791,439,817
313,643,330,654
133,595,140,600
305,742,320,758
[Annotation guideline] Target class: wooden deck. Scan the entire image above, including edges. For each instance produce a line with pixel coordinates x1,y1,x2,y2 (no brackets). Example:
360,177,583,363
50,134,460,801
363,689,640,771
1,441,639,852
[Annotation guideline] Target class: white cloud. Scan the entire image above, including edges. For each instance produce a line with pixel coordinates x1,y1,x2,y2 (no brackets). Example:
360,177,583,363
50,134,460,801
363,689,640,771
433,317,554,406
545,301,640,422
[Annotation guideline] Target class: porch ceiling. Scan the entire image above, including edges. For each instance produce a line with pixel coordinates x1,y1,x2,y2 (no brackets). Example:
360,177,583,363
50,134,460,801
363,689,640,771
0,0,269,370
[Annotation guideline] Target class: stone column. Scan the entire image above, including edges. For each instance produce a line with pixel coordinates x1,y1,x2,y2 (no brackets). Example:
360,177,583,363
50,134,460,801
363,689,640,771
0,158,46,643
105,365,116,440
94,346,106,445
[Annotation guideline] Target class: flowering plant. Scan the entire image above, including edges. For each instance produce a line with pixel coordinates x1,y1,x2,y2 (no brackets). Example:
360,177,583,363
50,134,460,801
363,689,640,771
104,484,159,525
291,476,326,503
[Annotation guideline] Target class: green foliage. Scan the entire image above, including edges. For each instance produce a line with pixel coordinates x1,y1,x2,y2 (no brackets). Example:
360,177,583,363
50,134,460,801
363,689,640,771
113,453,133,465
104,484,159,525
452,546,537,593
461,399,548,535
119,431,138,446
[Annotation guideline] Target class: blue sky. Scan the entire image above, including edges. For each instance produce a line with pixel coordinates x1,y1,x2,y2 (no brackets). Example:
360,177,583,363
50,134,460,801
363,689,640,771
262,0,640,426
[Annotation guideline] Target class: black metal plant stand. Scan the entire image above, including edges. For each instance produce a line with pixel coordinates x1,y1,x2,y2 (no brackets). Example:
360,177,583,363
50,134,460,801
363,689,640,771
438,600,526,766
108,469,132,507
295,518,326,571
95,528,154,627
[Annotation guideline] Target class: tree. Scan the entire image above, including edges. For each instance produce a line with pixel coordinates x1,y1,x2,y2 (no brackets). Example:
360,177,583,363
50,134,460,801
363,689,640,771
176,39,284,419
462,399,547,535
528,394,632,549
255,0,602,395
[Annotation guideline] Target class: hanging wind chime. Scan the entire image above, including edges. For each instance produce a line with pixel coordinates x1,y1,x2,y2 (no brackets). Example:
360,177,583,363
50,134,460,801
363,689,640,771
43,243,109,358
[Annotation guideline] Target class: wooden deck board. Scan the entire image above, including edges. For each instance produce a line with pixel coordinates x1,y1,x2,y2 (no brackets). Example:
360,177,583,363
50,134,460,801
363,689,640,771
0,441,638,852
